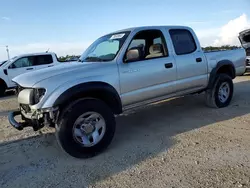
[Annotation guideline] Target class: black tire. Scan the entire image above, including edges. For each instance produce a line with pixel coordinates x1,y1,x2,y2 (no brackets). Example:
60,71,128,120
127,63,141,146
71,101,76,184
205,74,234,108
0,83,6,97
56,98,116,158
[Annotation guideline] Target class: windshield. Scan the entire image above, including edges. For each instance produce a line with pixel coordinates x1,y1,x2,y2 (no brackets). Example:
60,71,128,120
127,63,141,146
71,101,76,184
0,56,18,67
0,60,7,66
80,31,130,62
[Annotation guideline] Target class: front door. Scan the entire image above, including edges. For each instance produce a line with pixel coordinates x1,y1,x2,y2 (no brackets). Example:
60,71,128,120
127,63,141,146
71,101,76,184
118,29,177,106
7,56,36,87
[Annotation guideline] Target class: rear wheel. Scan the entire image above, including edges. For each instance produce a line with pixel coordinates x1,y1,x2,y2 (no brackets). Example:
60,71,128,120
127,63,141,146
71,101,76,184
56,98,116,158
205,74,233,108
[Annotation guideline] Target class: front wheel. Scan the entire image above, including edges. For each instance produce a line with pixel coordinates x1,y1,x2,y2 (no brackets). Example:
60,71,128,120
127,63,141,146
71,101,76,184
56,98,116,158
205,74,234,108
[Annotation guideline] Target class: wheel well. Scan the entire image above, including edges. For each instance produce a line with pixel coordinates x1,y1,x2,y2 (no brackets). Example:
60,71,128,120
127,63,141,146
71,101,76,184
54,83,122,115
208,62,235,89
216,65,235,79
73,89,122,114
0,78,7,88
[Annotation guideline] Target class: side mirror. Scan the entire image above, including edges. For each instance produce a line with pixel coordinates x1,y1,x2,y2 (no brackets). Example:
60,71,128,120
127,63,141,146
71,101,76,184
125,49,140,62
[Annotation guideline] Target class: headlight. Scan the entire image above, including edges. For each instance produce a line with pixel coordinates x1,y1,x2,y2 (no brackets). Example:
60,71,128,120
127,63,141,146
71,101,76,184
33,88,46,105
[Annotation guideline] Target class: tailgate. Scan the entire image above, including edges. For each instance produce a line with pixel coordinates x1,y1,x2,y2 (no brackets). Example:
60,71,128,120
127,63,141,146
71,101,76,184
239,29,250,49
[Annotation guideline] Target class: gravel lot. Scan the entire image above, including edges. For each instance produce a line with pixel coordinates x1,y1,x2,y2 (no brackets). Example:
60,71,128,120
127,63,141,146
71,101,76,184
0,75,250,188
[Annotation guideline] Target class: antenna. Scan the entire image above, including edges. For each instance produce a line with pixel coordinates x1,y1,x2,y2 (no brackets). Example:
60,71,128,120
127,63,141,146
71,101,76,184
46,48,50,53
6,45,10,60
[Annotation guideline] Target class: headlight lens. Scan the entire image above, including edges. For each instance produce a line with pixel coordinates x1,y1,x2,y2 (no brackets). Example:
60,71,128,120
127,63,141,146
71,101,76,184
33,88,46,104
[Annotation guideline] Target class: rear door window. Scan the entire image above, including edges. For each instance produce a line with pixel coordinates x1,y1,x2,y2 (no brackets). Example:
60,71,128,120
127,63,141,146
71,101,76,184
35,55,53,65
169,29,197,55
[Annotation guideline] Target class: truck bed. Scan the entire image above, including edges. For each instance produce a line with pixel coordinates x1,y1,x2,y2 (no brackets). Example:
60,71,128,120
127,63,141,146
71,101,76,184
204,48,246,76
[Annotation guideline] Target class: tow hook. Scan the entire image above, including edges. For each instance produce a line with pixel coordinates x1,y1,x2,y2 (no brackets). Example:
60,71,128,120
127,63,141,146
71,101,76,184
8,111,31,130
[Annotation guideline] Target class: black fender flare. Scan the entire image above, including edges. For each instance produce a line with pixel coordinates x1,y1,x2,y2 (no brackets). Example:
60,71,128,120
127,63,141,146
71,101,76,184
53,82,122,114
208,60,235,89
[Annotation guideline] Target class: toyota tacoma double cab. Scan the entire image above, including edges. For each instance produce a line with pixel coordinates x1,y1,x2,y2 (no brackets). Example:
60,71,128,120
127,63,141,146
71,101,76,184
9,26,246,158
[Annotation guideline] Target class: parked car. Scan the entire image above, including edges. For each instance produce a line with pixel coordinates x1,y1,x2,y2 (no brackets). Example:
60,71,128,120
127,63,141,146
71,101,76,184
0,52,68,96
9,26,246,158
239,29,250,73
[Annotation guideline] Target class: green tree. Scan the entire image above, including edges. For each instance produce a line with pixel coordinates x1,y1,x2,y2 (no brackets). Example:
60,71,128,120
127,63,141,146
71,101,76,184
202,45,241,52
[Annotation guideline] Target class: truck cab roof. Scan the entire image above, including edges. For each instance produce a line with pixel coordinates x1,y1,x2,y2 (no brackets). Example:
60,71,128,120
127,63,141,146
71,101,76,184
109,25,193,35
15,52,56,58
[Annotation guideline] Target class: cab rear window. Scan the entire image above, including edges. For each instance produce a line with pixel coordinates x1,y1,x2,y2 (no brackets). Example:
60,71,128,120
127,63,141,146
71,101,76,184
35,55,53,65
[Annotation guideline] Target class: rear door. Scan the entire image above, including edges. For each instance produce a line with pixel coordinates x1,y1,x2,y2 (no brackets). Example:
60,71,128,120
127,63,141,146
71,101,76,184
119,29,177,106
169,29,208,93
34,54,54,70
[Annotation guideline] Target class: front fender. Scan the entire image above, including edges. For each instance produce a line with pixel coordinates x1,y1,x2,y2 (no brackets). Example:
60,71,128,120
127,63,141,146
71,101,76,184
53,81,122,112
30,74,120,110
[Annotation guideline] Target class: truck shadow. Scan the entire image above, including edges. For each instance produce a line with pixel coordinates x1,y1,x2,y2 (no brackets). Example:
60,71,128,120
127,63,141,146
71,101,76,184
0,78,250,187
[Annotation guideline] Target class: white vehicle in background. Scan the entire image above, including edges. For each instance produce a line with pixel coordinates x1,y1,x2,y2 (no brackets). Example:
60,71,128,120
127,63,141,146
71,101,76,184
0,60,7,66
239,29,250,73
0,52,67,96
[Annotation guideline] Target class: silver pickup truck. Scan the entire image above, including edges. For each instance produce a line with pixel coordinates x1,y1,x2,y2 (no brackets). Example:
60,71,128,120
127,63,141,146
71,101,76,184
9,26,246,158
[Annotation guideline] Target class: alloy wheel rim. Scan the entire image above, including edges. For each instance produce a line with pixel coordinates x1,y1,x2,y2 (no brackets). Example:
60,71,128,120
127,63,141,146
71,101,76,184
218,82,230,103
72,112,106,147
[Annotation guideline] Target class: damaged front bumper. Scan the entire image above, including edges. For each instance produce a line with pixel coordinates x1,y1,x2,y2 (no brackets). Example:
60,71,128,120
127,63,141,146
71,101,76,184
8,111,30,131
8,107,59,131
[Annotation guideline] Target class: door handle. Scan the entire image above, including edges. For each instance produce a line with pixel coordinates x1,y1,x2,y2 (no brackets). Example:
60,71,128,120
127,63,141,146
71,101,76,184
196,58,202,63
48,65,54,67
165,63,173,69
26,68,34,70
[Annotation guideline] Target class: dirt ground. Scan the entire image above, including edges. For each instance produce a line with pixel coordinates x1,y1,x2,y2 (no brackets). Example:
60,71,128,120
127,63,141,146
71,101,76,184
0,75,250,188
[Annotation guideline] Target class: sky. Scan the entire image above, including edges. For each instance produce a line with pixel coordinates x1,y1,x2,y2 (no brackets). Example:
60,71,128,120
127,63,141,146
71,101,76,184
0,0,250,61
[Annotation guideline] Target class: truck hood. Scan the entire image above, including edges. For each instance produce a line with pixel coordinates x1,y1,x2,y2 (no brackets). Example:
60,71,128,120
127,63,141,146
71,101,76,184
239,29,250,49
12,62,100,87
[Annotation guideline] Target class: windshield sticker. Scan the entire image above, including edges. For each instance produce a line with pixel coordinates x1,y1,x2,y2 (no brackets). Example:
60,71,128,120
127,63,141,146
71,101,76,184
110,33,125,40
